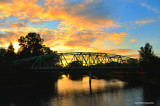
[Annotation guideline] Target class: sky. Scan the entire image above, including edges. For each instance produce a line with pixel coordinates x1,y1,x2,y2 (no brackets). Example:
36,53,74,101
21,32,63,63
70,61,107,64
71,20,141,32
0,0,159,58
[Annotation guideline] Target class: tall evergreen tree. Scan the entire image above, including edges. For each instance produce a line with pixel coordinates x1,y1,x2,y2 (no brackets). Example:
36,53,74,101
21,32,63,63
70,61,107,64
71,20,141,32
139,43,155,62
5,43,16,64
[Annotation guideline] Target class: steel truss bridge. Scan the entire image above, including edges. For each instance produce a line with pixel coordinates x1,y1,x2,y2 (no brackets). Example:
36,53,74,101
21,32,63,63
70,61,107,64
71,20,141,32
12,52,133,69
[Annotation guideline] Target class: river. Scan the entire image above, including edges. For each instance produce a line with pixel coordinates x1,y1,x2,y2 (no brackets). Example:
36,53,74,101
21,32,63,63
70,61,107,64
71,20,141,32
0,73,160,106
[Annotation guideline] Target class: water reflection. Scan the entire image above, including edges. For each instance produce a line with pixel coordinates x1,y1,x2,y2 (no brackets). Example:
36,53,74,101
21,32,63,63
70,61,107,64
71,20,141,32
56,74,126,95
0,74,160,106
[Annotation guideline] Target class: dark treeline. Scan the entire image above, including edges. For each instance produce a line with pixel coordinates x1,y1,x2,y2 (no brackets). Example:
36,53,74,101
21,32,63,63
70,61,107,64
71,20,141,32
0,32,56,68
0,32,160,73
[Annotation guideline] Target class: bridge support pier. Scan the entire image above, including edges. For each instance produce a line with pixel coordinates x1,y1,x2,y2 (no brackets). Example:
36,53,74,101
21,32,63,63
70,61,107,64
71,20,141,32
89,71,91,83
89,71,92,94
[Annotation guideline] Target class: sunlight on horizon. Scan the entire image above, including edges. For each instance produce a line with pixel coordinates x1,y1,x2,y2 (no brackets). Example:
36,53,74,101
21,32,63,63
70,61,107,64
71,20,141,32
13,42,20,52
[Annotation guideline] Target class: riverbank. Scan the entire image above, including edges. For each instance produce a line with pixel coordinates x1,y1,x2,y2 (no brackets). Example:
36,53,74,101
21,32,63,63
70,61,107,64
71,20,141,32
138,74,160,87
91,70,160,87
0,68,62,89
0,68,160,89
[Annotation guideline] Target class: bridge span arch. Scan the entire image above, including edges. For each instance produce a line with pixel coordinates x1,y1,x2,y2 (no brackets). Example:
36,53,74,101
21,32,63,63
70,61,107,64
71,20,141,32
12,52,131,69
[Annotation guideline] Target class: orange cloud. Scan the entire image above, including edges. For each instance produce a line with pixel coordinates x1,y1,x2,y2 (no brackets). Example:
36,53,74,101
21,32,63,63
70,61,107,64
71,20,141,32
60,31,127,48
0,0,131,55
0,0,44,20
135,20,154,26
127,54,139,58
107,32,127,44
106,49,136,54
130,39,136,42
0,24,129,55
45,0,64,5
0,0,121,31
9,22,25,28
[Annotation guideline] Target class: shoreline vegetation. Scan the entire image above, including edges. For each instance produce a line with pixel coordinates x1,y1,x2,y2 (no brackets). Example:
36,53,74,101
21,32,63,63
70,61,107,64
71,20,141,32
0,32,160,87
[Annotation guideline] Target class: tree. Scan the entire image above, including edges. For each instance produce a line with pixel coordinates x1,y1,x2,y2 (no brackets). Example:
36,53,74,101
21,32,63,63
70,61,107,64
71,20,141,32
67,61,83,67
127,58,138,67
5,43,16,64
42,47,54,55
17,32,60,67
0,43,16,65
139,43,155,62
138,43,159,72
0,47,7,65
18,32,44,57
7,43,15,55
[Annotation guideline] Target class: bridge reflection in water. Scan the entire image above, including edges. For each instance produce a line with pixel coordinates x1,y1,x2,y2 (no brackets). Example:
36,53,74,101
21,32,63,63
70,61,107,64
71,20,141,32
56,74,126,95
12,52,135,70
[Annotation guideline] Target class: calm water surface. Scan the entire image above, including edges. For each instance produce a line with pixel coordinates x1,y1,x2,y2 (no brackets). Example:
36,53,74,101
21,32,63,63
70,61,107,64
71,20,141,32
1,74,160,106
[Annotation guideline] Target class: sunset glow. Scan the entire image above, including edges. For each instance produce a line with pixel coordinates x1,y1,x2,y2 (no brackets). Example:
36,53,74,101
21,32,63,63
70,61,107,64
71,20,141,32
0,0,160,58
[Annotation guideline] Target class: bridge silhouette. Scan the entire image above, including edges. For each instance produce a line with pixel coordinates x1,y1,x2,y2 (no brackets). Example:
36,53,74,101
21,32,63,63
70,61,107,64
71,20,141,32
12,52,138,71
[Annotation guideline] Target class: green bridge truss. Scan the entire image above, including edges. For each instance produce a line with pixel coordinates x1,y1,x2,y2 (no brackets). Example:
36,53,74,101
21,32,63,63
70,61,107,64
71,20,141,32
12,52,131,68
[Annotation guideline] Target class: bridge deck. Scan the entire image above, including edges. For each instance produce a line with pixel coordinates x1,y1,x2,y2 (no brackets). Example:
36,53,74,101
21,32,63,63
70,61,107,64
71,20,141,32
30,67,141,72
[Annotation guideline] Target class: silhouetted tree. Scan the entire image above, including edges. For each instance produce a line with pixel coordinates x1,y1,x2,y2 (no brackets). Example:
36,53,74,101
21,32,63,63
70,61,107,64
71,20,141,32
127,58,138,67
139,43,155,62
0,47,7,65
67,61,83,67
42,47,54,55
138,43,159,72
5,43,16,64
18,32,44,57
17,47,31,58
7,43,14,53
16,32,60,68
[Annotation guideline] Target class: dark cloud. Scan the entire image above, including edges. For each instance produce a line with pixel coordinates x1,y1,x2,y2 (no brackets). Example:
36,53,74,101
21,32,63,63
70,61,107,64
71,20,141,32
0,31,21,43
64,33,95,47
0,31,16,37
9,22,26,28
0,0,12,3
64,0,114,22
